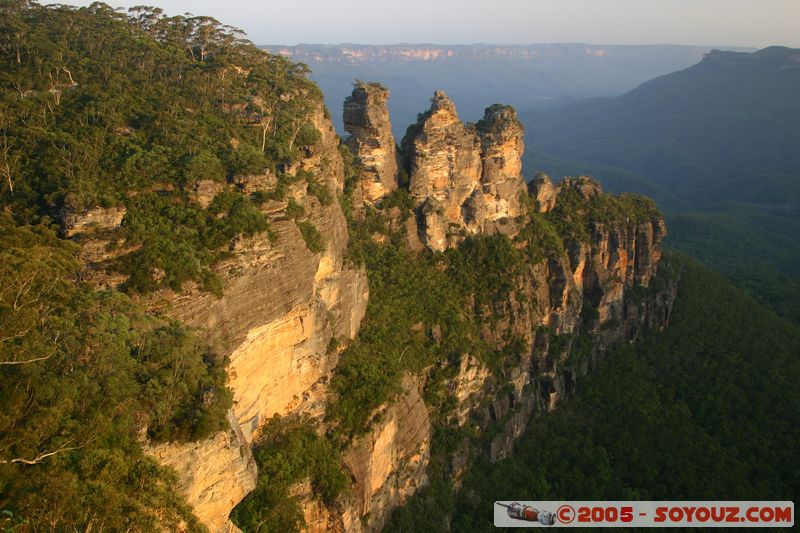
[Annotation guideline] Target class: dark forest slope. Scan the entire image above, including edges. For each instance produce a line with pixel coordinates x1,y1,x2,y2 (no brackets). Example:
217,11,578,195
386,255,800,531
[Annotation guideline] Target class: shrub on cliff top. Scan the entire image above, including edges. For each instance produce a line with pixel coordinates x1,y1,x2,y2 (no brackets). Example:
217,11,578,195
120,192,269,293
297,220,325,253
544,181,661,244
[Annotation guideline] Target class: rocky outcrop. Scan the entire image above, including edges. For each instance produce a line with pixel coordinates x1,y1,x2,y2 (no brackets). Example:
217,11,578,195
146,411,256,533
339,374,431,532
437,201,674,466
474,104,526,225
232,170,278,195
344,82,398,203
401,92,527,251
191,179,226,209
452,354,491,426
60,205,126,237
527,173,558,212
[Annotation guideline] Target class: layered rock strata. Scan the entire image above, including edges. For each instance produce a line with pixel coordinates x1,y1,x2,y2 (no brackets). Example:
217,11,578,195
401,92,527,251
297,174,675,530
146,411,257,533
291,89,676,531
343,81,399,203
160,87,672,532
144,102,368,531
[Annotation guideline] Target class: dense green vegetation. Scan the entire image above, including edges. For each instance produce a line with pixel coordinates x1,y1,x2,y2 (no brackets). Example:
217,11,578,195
544,180,660,243
230,416,348,533
386,256,800,531
667,204,800,324
297,220,325,253
329,239,483,439
0,216,229,530
328,176,660,440
121,191,269,293
1,0,322,294
1,2,321,211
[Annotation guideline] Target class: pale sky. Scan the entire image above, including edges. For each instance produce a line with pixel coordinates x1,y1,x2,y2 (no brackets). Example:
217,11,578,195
63,0,800,48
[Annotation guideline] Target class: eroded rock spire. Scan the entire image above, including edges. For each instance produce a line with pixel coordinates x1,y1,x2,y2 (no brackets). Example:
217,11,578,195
401,91,527,251
343,81,399,203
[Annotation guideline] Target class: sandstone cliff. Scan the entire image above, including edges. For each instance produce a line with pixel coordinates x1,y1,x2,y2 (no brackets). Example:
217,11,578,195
284,87,675,533
146,411,257,533
160,101,369,530
341,374,430,532
293,174,674,532
63,79,675,533
343,82,399,204
401,92,527,251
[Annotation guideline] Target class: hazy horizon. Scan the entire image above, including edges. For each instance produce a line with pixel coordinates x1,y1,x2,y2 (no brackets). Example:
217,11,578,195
61,0,800,49
261,42,758,50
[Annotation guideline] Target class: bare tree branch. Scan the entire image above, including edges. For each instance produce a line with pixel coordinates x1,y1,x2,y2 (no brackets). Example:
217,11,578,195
0,442,77,465
0,348,57,366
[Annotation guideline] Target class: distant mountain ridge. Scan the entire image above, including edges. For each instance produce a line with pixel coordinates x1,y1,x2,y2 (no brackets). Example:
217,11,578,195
262,43,752,136
263,43,750,63
523,46,800,209
521,46,800,323
698,46,800,71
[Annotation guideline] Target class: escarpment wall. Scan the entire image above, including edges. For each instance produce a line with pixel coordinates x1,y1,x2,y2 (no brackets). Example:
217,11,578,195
166,85,673,533
296,184,676,532
286,88,677,533
143,102,369,531
66,78,676,533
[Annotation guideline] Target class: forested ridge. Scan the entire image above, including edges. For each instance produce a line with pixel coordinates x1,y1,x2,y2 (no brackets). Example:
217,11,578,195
521,47,800,325
1,0,325,293
0,1,323,529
